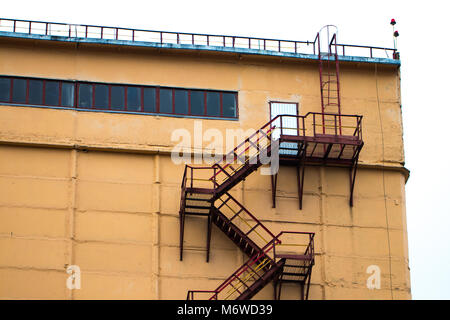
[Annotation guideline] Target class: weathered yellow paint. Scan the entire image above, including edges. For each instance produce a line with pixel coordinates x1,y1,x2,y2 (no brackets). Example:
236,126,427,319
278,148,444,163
0,35,410,300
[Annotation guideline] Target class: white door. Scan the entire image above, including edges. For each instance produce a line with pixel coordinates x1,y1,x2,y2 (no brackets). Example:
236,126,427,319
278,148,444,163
270,102,298,155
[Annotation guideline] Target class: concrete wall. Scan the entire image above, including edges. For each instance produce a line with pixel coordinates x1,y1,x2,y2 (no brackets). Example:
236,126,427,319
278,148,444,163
0,36,410,299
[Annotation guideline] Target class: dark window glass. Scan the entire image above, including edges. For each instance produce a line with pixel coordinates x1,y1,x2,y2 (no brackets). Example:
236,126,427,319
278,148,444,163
190,91,204,116
94,84,109,109
160,88,172,113
78,83,93,109
222,93,237,118
0,77,11,102
206,92,220,116
28,79,43,105
61,82,74,107
127,87,141,111
111,86,125,110
174,89,188,115
1,77,238,119
45,81,59,106
143,87,156,112
12,78,27,103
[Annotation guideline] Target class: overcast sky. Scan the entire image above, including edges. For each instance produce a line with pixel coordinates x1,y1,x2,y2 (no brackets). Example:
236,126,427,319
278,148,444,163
2,0,449,300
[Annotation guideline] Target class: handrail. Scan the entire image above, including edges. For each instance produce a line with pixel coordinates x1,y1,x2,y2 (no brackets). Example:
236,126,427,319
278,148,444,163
219,192,277,241
182,112,363,192
187,230,315,300
0,17,398,59
273,231,315,259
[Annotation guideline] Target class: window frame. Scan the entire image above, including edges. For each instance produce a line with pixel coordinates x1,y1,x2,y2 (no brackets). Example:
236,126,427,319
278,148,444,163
0,75,239,120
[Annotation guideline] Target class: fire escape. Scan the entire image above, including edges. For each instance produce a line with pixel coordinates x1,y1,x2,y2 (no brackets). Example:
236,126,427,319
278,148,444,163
179,27,363,300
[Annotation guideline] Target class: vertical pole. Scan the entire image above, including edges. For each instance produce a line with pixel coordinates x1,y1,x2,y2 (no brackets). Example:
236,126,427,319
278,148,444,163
179,207,185,261
300,283,305,300
305,267,312,300
206,208,212,262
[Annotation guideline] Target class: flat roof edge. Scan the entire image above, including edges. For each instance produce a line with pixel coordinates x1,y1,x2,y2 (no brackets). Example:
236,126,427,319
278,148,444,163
0,31,401,66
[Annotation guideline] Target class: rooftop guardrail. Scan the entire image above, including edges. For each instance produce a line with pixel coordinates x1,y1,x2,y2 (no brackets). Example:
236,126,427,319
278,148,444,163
0,18,398,59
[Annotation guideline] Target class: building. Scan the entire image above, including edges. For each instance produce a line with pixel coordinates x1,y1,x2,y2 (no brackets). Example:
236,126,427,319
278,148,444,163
0,19,410,300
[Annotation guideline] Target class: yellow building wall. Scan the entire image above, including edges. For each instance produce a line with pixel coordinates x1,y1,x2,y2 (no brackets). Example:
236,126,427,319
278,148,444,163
0,37,410,299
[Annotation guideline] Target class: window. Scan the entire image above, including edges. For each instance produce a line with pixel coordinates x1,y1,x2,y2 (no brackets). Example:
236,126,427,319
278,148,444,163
127,86,141,111
12,78,27,103
29,79,43,105
190,90,204,116
0,76,238,119
222,92,236,118
111,86,125,110
45,80,59,106
174,89,188,115
78,83,93,108
0,78,11,102
206,92,220,116
143,87,156,113
159,88,172,114
94,84,108,109
61,82,74,107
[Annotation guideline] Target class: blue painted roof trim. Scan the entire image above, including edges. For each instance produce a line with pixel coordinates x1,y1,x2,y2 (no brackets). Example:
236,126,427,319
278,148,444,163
0,31,401,66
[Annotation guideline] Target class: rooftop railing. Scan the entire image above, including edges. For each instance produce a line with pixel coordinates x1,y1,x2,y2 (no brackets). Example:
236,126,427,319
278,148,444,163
0,18,398,59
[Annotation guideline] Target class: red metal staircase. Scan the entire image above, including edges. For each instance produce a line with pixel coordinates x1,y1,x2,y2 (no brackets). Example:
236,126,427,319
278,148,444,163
179,29,363,300
187,232,315,300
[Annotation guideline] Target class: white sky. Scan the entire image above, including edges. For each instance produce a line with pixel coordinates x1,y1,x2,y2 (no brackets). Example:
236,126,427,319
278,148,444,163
2,0,449,300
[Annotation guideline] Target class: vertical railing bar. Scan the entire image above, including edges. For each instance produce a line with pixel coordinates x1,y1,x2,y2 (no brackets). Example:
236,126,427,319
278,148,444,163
302,117,305,136
335,115,337,135
313,114,316,136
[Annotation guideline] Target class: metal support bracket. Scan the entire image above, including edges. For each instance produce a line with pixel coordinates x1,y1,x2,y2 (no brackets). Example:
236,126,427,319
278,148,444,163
271,172,278,208
297,143,307,210
349,149,361,207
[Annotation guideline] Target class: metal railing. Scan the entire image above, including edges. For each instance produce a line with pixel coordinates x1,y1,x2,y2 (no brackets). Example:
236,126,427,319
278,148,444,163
180,112,363,193
216,193,277,250
186,231,314,300
0,18,398,59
